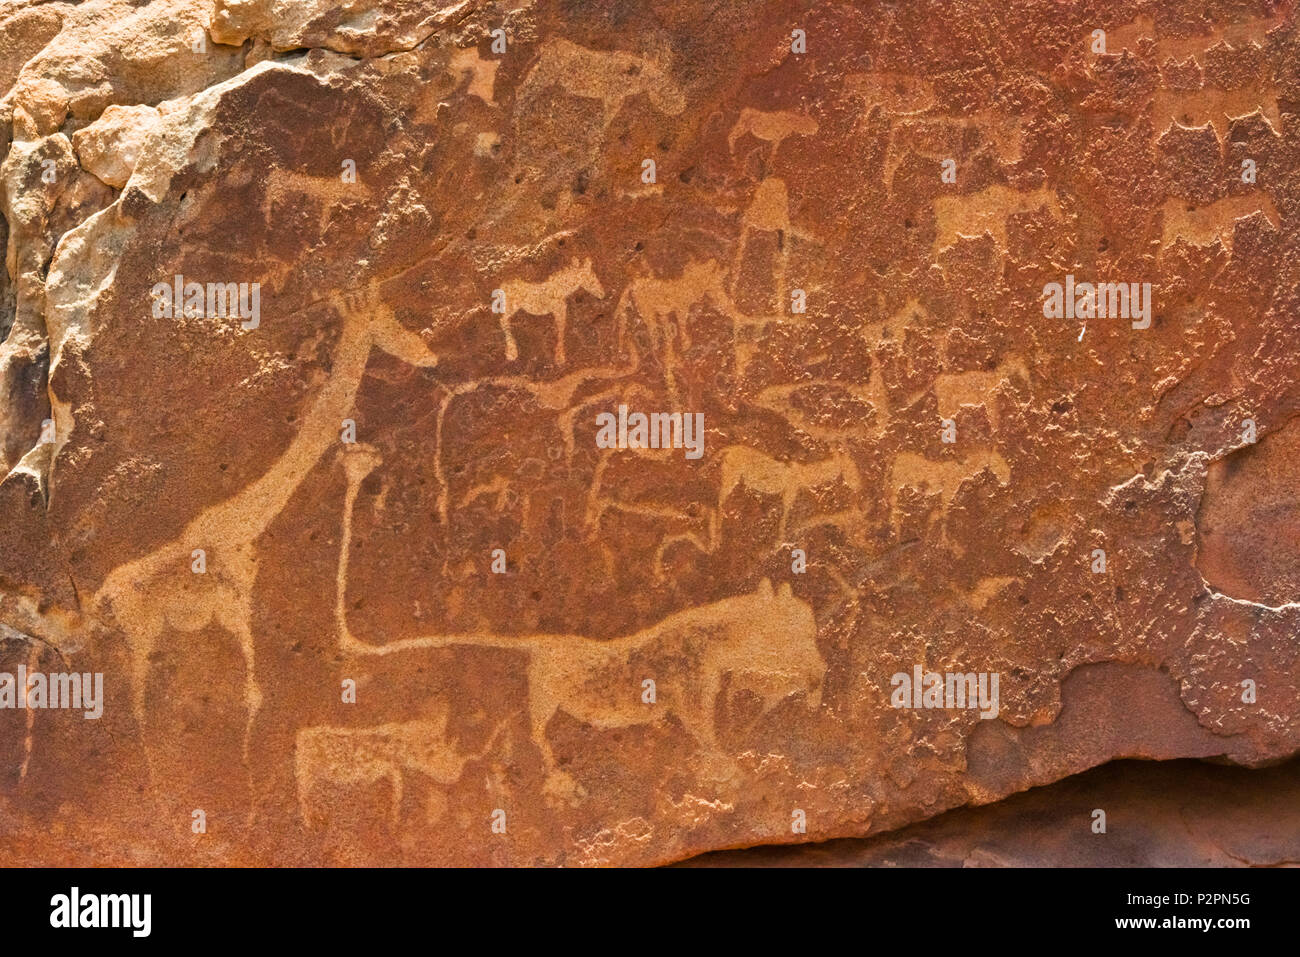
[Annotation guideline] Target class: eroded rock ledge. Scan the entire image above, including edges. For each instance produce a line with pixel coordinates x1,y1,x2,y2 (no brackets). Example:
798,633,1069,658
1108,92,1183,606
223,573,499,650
679,756,1300,867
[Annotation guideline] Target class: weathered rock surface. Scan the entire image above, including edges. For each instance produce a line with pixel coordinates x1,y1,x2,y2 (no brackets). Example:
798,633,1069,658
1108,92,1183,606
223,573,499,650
680,756,1300,866
0,0,1297,866
71,104,163,189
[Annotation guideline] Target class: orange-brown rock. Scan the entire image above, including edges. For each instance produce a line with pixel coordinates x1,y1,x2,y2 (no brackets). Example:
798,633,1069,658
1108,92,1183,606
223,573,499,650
0,0,1297,866
680,757,1300,866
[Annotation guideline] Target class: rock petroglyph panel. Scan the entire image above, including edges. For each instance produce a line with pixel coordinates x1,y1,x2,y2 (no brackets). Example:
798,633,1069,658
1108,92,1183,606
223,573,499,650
0,0,1296,869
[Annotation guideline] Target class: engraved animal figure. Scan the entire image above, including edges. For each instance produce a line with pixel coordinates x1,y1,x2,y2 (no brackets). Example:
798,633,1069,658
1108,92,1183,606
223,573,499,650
449,47,499,105
883,112,1024,194
296,705,508,827
860,296,928,355
931,184,1063,256
585,466,716,580
1104,12,1285,62
888,448,1011,536
717,446,862,541
348,582,821,801
617,258,737,401
728,108,819,163
733,177,815,313
335,460,823,800
1159,193,1280,262
573,386,718,573
498,258,605,365
1152,85,1282,144
581,437,713,565
1100,14,1285,143
432,362,646,525
844,74,1030,195
1099,15,1156,55
752,377,892,438
261,169,372,236
94,282,438,782
932,358,1030,433
844,72,937,121
519,38,686,130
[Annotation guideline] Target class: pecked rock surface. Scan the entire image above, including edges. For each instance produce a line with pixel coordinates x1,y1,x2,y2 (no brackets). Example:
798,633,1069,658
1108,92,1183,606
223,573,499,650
0,0,1298,866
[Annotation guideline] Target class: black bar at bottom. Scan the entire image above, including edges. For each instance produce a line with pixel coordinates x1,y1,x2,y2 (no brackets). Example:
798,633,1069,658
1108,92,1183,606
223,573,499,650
0,865,1289,944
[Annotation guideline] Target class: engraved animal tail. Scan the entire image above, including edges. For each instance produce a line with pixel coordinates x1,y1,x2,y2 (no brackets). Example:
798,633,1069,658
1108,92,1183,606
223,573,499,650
335,450,555,657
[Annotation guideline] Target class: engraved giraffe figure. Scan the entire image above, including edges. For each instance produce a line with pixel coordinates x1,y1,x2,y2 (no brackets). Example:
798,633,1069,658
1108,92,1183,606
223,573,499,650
93,281,438,785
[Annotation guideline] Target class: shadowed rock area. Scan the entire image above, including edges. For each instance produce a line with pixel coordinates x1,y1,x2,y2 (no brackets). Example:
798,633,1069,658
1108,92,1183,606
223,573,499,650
0,0,1297,866
678,756,1300,866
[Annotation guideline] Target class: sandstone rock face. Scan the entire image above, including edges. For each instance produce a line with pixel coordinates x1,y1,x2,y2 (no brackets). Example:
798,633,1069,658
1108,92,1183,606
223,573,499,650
0,1,1297,866
681,757,1300,867
71,104,163,189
